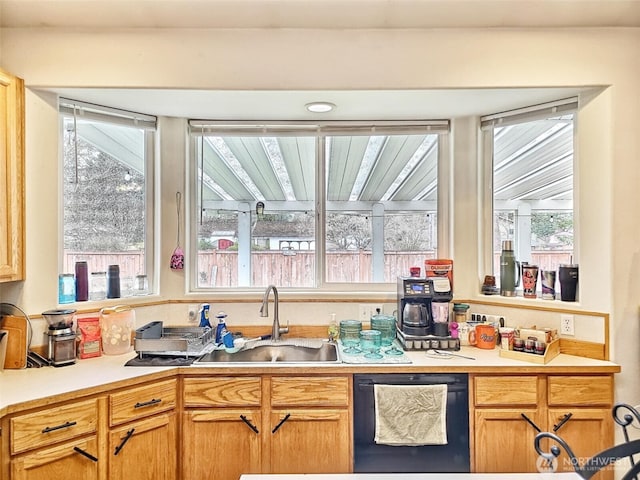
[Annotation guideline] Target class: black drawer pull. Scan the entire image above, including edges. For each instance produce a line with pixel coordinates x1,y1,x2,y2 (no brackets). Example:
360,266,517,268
114,428,135,456
553,412,573,432
240,415,259,434
134,398,162,409
74,446,98,462
272,413,291,434
521,413,542,433
42,421,77,434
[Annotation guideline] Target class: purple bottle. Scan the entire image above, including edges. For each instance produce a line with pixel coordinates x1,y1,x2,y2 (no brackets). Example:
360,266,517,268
75,261,89,302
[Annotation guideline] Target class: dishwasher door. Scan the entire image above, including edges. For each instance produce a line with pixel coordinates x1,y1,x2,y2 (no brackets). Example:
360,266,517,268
353,373,470,473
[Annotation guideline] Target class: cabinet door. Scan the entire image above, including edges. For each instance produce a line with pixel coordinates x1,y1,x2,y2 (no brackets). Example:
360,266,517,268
0,69,25,282
11,436,99,480
474,408,544,473
183,409,262,480
108,412,177,480
547,408,614,479
269,408,351,474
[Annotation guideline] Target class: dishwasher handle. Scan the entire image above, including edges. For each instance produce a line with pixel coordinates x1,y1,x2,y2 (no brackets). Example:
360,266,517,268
355,375,467,392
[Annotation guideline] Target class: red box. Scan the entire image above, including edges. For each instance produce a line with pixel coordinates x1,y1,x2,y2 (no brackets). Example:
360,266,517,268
425,259,454,290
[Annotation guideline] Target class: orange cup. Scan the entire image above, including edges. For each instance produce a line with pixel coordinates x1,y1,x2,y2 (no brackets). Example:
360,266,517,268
469,324,497,349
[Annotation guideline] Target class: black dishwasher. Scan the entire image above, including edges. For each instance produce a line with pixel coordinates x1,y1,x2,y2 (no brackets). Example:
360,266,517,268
353,373,470,473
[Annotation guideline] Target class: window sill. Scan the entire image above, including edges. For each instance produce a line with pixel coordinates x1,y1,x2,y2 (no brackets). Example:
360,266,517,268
458,293,597,315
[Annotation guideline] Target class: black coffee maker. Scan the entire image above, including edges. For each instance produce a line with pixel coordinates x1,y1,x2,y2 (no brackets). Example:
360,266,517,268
397,276,452,336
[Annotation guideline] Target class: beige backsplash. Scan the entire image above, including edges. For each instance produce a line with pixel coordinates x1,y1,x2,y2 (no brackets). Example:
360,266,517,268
25,298,608,350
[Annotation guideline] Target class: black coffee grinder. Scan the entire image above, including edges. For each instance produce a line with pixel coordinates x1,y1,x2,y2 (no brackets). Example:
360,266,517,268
42,309,77,367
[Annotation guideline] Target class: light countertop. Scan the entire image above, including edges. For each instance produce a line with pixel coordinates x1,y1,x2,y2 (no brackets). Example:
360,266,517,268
239,474,581,480
0,345,620,413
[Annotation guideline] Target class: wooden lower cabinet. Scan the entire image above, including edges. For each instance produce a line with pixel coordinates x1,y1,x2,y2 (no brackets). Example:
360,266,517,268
181,375,351,480
182,409,263,480
269,408,350,474
472,374,615,478
8,397,101,480
474,408,544,473
3,370,620,480
11,436,99,480
546,408,613,475
108,412,177,480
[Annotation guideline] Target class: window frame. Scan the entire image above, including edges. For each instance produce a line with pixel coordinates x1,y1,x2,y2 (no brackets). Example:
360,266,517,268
186,120,450,293
479,98,578,288
58,98,157,298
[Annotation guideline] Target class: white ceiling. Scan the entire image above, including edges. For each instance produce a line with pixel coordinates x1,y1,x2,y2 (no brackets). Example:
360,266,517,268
7,0,624,119
2,0,640,29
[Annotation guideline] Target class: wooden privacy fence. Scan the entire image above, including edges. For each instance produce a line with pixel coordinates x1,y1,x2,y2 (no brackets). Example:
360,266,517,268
199,251,437,287
64,252,145,280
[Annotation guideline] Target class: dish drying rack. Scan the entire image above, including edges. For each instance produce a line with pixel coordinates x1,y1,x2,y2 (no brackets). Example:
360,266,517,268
134,321,215,358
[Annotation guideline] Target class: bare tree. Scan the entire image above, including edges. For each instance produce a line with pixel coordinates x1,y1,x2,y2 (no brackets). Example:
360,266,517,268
63,132,145,251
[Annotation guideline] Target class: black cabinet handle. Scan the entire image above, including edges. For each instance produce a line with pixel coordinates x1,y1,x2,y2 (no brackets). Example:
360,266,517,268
134,398,162,409
73,446,98,462
272,413,291,434
42,421,77,434
521,413,542,432
553,412,573,432
114,428,135,456
240,415,259,434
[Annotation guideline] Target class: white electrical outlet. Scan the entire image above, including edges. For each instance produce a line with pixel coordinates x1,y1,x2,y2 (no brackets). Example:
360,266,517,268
188,305,199,322
359,304,383,323
561,314,575,336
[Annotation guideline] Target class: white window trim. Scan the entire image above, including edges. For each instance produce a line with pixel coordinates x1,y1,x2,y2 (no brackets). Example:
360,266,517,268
187,121,450,293
479,97,578,280
58,98,157,295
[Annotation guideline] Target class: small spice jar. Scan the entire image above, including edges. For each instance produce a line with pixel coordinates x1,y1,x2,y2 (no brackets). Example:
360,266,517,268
535,341,546,355
524,339,536,354
452,303,470,324
513,338,525,352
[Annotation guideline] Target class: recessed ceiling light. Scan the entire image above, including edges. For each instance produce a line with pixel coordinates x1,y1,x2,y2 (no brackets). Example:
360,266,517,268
305,102,335,113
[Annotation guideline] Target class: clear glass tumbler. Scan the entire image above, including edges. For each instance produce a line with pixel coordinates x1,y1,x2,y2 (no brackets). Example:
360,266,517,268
359,330,382,359
339,320,362,354
371,313,403,355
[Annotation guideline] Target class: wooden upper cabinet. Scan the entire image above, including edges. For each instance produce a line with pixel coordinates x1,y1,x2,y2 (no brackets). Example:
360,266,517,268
0,68,25,283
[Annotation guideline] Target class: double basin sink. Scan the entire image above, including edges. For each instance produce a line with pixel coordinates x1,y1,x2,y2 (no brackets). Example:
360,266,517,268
195,339,340,364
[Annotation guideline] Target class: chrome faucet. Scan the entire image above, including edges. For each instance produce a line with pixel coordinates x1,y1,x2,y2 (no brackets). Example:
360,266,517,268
260,284,289,341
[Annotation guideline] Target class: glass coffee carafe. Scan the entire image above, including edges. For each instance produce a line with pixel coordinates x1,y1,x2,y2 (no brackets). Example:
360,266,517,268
402,302,428,328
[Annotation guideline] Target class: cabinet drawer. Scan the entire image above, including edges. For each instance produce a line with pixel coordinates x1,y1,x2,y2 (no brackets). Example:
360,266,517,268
547,376,613,406
474,376,539,406
11,398,98,454
183,377,262,407
271,376,349,407
110,379,177,426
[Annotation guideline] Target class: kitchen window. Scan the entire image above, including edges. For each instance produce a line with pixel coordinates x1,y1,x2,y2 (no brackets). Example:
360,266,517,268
59,99,156,298
480,98,577,292
188,121,448,290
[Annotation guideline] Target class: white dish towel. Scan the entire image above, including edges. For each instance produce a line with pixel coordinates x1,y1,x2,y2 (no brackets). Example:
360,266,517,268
374,384,448,446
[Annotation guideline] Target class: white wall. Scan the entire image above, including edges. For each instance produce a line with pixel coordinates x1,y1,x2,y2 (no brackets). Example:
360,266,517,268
0,27,639,405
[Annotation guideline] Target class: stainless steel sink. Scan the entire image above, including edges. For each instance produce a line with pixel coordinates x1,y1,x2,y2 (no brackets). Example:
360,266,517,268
195,341,340,364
